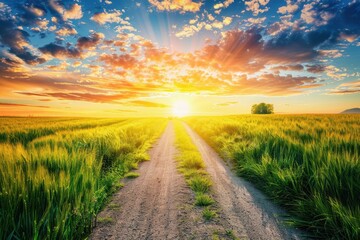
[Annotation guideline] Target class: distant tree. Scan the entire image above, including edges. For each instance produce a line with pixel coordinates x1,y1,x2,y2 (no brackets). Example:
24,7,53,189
251,103,274,114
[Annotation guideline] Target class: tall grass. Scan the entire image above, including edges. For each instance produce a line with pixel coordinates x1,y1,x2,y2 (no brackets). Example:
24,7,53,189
0,118,125,145
0,118,167,239
185,114,360,239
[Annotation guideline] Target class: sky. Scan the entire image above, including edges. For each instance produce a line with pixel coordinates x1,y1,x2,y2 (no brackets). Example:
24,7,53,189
0,0,359,117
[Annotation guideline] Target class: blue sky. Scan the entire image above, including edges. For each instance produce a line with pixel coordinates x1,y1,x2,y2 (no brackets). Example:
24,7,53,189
0,0,359,116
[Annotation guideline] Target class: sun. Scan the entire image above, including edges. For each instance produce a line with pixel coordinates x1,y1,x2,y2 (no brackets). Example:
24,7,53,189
172,100,190,117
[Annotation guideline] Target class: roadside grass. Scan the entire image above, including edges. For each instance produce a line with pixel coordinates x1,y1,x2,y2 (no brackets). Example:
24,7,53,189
97,216,113,224
185,114,360,240
108,203,121,210
174,120,217,222
0,118,167,239
124,171,140,178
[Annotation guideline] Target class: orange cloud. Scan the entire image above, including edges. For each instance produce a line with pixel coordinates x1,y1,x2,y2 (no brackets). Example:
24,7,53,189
99,53,139,69
91,11,122,24
149,0,202,13
125,100,170,108
0,102,49,108
329,80,360,95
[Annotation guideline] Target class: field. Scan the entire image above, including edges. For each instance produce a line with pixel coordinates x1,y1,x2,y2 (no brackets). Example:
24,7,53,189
0,117,167,239
185,115,360,239
1,115,359,240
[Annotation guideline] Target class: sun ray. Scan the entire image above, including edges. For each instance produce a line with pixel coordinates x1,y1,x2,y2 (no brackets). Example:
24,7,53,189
172,100,190,117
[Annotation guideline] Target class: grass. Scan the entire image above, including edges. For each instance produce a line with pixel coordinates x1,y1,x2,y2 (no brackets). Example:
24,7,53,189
0,117,167,239
202,208,217,221
225,230,239,240
188,176,212,193
195,194,215,206
108,203,121,210
124,172,140,178
97,216,113,224
185,114,360,239
174,121,217,221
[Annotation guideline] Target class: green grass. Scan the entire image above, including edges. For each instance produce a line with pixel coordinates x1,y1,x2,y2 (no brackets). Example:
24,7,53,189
202,208,217,221
195,194,215,206
0,118,167,239
97,216,113,224
225,230,239,240
188,176,212,194
108,203,121,210
124,172,140,178
185,114,360,239
174,121,217,221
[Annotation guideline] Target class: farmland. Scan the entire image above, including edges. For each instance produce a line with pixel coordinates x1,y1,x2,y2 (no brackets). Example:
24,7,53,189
0,117,167,239
185,114,360,239
1,115,359,240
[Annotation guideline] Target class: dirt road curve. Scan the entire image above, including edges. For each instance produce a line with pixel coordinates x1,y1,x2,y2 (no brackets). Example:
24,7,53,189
183,123,305,240
91,122,194,239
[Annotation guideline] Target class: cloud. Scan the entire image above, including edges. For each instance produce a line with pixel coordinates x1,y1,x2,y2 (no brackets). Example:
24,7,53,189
301,3,319,25
17,4,47,26
148,0,202,13
106,109,138,113
63,3,83,20
47,61,68,71
272,64,304,71
329,80,360,95
48,0,83,21
176,21,207,37
247,17,266,25
214,0,234,10
278,1,298,14
0,102,49,108
0,17,44,65
223,17,232,26
77,32,104,50
99,53,139,69
237,74,321,95
216,101,237,106
325,65,347,79
126,100,170,108
244,0,270,16
17,91,140,103
306,64,326,73
91,10,122,24
56,25,78,36
319,49,342,58
39,43,82,59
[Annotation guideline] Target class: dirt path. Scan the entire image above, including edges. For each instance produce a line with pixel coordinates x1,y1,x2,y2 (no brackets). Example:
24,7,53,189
183,123,305,240
91,122,190,239
91,122,231,240
91,121,305,240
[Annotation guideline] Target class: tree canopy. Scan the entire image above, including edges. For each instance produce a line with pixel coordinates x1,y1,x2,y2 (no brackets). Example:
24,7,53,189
251,103,274,114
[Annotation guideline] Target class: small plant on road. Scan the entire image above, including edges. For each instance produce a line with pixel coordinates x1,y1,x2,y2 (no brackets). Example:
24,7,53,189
202,208,217,221
188,176,212,193
195,194,215,206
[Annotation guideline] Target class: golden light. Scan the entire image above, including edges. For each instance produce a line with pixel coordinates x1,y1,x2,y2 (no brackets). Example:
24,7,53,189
172,100,190,117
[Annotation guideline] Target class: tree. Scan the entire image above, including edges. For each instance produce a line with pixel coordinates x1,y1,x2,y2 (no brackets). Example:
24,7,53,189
251,103,274,114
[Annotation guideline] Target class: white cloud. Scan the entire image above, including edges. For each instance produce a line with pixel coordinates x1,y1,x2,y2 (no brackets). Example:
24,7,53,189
245,0,270,16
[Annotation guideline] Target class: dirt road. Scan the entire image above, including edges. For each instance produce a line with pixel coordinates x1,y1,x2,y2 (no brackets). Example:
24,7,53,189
91,122,305,240
183,123,305,240
91,122,231,240
91,122,191,239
